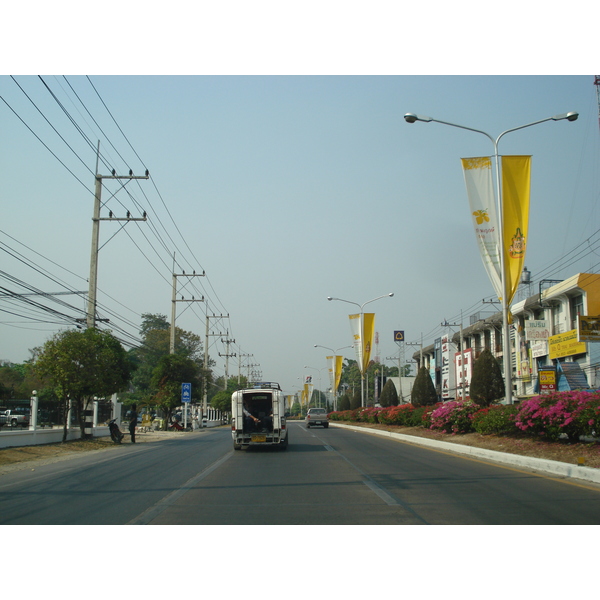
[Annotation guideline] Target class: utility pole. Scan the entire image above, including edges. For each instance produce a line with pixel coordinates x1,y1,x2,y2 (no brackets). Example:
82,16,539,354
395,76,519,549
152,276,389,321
170,264,205,354
87,142,149,328
219,338,236,389
203,313,229,413
238,353,253,386
406,336,423,370
247,362,260,383
441,314,465,400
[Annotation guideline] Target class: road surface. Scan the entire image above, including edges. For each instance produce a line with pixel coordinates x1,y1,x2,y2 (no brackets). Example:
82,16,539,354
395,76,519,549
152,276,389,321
1,423,600,525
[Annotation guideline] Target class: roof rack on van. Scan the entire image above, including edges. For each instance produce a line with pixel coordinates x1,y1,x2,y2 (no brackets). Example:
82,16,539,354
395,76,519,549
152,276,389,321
249,382,281,390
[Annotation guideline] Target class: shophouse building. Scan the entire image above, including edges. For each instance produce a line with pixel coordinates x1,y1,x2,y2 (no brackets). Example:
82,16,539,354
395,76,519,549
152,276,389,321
412,272,600,402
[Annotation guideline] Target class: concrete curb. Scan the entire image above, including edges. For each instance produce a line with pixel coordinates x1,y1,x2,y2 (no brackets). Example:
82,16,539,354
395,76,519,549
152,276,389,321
331,423,600,485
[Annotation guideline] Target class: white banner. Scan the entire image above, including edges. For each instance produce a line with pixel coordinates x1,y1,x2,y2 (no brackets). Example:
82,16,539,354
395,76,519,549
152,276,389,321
461,157,502,300
349,313,363,372
327,356,335,392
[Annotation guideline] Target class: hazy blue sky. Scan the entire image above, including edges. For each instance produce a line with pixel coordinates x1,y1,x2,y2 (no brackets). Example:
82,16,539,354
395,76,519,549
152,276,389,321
3,1,598,583
2,74,599,395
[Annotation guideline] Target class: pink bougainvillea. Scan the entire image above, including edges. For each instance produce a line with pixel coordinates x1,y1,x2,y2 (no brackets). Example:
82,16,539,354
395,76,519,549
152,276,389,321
514,391,600,441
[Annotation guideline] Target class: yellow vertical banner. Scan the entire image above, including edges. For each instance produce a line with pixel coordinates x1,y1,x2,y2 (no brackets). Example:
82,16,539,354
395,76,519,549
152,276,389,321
362,313,375,373
335,355,344,391
502,155,531,307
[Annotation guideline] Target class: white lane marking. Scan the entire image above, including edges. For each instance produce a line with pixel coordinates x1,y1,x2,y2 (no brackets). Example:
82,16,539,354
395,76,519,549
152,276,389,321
128,451,233,525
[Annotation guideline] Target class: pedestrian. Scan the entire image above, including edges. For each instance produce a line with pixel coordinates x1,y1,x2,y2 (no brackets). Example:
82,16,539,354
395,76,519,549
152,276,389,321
129,404,138,443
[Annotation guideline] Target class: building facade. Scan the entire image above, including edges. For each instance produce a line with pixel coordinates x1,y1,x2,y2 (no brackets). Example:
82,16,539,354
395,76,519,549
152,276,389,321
412,273,600,402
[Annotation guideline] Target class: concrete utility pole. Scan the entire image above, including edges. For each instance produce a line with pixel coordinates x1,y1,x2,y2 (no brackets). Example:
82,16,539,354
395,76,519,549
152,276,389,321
406,337,423,370
170,265,205,354
87,143,149,328
219,338,236,389
203,314,229,413
238,353,253,386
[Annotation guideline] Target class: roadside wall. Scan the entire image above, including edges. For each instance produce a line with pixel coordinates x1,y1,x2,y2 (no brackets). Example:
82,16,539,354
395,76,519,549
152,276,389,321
0,426,111,449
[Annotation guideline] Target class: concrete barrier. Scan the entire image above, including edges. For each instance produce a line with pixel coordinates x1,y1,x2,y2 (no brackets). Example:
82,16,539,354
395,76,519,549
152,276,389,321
0,426,110,449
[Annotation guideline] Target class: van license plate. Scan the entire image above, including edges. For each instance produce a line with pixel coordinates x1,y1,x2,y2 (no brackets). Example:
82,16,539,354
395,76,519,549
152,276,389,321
251,434,266,443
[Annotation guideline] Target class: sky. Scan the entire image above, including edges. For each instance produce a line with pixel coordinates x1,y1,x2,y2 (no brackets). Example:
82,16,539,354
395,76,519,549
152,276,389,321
3,0,599,582
2,73,599,397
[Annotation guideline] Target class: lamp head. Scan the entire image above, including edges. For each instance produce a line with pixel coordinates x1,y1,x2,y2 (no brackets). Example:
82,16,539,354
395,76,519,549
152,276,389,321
327,297,333,301
552,111,579,122
388,292,394,297
404,113,432,124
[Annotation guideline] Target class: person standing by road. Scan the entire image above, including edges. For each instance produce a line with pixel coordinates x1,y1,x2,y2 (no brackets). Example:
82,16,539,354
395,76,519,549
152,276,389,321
129,404,138,443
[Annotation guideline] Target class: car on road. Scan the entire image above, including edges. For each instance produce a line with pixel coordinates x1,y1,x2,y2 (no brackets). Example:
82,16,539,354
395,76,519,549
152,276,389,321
305,407,329,428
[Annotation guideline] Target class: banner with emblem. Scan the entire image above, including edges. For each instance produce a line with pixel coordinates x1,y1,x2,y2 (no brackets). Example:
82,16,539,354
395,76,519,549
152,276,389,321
461,156,502,300
327,355,345,394
349,313,375,374
502,155,531,307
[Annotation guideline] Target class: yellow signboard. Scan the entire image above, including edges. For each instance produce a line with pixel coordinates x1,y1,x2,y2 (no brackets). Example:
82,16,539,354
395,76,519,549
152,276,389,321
548,329,587,360
577,315,600,342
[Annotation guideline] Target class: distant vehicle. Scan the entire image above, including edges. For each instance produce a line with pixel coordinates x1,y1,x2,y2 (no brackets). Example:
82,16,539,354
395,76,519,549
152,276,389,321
305,407,329,429
231,382,288,450
1,407,30,428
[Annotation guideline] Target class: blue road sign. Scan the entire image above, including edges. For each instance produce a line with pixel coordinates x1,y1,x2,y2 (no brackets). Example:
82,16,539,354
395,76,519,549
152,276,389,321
181,382,192,403
394,331,405,342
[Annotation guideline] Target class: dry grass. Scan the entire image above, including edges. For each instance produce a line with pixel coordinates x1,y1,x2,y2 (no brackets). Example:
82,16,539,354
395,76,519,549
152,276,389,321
0,430,179,473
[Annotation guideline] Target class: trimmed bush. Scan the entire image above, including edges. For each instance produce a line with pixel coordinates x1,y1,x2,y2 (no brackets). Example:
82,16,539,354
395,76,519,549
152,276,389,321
411,366,438,407
380,378,399,407
470,348,505,407
470,404,520,435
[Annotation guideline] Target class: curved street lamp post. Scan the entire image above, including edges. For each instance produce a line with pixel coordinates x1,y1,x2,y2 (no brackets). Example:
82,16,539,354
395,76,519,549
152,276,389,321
327,293,394,407
404,111,578,404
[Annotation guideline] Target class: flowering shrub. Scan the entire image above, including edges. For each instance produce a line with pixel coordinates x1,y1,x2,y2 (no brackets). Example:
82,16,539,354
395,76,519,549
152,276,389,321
357,407,381,424
378,404,416,426
419,403,443,429
329,410,353,422
514,391,600,441
429,401,478,434
470,404,519,435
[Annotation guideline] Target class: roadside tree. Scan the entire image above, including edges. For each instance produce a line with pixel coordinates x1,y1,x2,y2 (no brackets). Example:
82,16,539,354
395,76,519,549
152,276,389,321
411,366,438,407
34,328,133,440
151,354,202,428
379,378,399,407
470,348,505,407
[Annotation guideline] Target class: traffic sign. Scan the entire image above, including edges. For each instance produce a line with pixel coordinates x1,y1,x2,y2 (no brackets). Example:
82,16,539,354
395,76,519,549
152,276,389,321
394,330,405,342
181,382,192,403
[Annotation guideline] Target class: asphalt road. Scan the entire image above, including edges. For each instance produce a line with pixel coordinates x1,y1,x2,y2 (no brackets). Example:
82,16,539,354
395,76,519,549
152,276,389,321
1,423,600,525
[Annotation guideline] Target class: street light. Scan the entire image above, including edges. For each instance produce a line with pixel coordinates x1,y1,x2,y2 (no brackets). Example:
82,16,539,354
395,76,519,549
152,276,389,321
404,111,578,404
327,293,394,406
304,366,328,408
314,344,352,411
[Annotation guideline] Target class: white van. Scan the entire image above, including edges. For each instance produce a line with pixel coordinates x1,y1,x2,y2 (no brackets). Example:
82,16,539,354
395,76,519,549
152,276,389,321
231,382,288,450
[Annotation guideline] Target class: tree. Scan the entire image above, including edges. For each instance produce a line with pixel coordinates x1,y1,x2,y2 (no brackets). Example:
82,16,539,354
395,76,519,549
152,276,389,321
151,353,202,428
338,393,351,411
34,328,133,440
127,313,204,409
469,348,505,407
379,378,399,407
209,375,247,413
350,388,361,409
411,366,438,407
